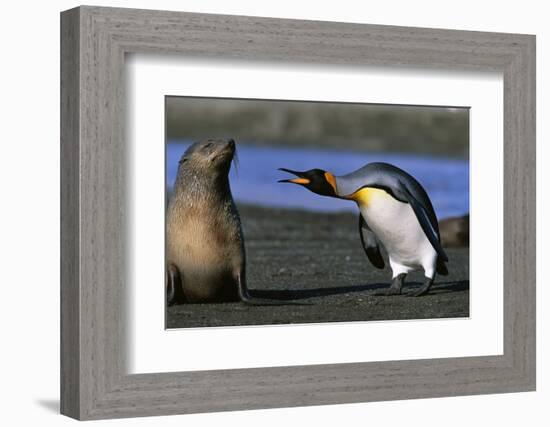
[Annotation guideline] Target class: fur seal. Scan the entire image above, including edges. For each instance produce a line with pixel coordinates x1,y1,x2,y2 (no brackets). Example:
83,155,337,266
439,214,469,247
166,138,293,306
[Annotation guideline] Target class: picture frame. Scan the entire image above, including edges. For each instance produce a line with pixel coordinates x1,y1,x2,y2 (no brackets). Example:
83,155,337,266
60,5,535,420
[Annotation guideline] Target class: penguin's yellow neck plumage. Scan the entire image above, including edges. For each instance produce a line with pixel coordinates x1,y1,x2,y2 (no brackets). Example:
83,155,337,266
347,187,389,206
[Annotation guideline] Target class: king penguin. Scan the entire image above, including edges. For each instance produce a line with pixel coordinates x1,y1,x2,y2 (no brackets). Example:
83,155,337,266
278,162,448,296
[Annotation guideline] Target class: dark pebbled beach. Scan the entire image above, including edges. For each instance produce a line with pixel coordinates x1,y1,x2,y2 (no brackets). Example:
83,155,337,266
166,204,469,329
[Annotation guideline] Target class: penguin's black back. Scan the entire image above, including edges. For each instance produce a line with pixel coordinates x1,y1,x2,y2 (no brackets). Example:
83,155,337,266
337,162,440,239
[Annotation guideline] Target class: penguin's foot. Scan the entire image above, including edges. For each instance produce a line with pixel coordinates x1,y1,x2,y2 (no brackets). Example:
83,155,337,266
408,277,434,297
375,273,406,296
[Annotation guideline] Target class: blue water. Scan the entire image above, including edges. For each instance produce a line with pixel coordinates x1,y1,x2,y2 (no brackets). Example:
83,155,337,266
167,140,469,219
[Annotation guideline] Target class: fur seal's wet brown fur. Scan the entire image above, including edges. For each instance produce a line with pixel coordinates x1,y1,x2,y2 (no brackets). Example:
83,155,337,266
439,214,469,248
166,138,247,304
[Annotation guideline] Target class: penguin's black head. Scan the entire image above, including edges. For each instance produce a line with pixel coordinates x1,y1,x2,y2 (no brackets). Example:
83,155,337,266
278,168,338,197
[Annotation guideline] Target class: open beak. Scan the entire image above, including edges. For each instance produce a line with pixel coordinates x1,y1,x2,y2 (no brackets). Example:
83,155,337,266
278,168,310,185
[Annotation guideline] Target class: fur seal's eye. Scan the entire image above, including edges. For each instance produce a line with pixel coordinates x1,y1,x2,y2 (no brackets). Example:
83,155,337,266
179,157,188,164
203,142,213,149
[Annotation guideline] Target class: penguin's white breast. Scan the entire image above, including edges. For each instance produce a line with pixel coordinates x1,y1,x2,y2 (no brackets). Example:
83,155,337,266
352,188,435,267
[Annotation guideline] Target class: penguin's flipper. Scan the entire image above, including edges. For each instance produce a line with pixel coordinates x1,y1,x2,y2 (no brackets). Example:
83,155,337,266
359,214,385,269
399,184,449,262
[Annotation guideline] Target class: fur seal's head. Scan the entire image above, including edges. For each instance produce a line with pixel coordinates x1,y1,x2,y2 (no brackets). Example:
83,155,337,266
177,138,236,180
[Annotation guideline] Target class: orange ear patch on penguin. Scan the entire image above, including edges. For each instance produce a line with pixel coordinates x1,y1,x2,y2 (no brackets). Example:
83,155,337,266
324,172,337,192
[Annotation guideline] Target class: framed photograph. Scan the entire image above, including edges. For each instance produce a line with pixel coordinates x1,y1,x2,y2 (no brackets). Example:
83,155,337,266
163,97,470,329
60,6,535,420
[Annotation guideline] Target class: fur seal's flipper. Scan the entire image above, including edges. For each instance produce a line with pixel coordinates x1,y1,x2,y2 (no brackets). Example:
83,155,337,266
240,295,311,306
408,277,434,297
166,263,186,306
375,273,405,296
358,214,385,269
236,269,310,306
398,182,448,262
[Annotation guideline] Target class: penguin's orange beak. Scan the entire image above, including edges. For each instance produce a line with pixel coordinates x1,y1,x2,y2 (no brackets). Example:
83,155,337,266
282,177,310,185
278,168,310,185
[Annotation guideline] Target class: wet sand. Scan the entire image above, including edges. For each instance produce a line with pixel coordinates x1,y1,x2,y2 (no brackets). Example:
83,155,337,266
166,205,469,328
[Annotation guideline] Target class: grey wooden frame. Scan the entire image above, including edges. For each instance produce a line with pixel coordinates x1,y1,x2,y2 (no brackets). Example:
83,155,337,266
60,5,536,420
